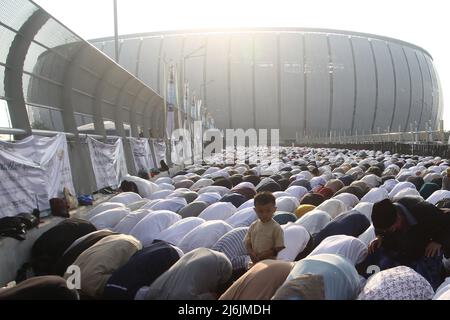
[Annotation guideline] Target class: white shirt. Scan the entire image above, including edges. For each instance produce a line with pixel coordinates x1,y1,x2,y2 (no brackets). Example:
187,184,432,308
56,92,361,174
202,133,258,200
316,199,348,219
225,207,258,228
198,202,237,221
295,210,332,235
276,196,300,214
130,210,181,247
155,217,205,246
113,209,153,234
360,188,389,204
85,202,126,220
89,208,130,230
309,235,368,265
426,190,450,205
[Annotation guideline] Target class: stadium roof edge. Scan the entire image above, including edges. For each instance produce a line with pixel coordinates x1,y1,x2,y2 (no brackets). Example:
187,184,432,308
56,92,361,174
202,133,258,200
88,27,433,60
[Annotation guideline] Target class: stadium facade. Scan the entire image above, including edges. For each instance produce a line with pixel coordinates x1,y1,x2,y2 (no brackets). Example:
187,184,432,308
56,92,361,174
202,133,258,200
90,28,443,141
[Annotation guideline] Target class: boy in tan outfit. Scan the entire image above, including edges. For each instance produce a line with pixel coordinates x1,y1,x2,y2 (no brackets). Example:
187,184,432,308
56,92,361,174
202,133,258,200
244,192,285,268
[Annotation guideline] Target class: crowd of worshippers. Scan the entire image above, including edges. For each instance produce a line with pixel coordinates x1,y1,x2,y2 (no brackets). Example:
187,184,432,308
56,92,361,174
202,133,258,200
3,147,450,300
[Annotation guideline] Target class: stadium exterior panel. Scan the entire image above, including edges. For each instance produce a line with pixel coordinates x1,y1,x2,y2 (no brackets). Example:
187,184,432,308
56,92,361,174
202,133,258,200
90,28,443,141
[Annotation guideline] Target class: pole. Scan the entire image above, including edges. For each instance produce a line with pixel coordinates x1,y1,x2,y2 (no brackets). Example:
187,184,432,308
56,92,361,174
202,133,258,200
113,0,119,63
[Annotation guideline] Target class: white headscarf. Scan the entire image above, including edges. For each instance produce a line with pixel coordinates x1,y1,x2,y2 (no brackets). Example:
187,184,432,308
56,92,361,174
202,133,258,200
130,210,181,247
155,217,205,246
316,199,348,219
309,235,368,265
178,220,233,253
358,266,434,300
277,223,311,262
198,202,237,221
360,187,389,204
295,210,332,235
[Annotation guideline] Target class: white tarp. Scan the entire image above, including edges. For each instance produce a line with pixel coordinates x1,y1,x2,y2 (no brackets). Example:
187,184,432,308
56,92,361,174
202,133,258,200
87,137,128,190
0,134,74,217
152,140,167,166
128,137,156,172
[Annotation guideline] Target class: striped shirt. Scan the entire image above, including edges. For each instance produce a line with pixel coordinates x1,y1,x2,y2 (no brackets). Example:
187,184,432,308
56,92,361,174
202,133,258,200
212,227,249,270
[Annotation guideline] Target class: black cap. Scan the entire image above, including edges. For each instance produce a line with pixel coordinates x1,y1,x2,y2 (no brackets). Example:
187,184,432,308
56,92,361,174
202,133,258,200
372,198,397,231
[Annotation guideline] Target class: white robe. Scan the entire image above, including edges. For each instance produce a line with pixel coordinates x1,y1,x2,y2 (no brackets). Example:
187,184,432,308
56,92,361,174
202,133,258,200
276,196,300,214
108,192,143,205
178,220,233,253
295,210,332,235
155,217,205,246
89,208,130,230
426,190,450,205
333,193,359,209
195,192,222,204
277,223,310,262
316,199,348,219
85,202,126,220
353,202,374,222
360,188,389,204
130,210,181,247
146,197,187,213
388,181,417,199
113,209,153,234
225,207,258,228
198,202,237,221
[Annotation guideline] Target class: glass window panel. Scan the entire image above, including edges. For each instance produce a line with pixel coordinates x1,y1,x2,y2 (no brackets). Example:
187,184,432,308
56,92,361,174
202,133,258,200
0,0,37,31
0,24,16,64
23,42,47,74
0,98,11,127
0,65,5,97
26,104,64,132
33,18,81,50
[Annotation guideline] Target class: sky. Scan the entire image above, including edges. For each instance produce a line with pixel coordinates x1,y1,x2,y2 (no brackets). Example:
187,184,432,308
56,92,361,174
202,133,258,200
30,0,450,129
